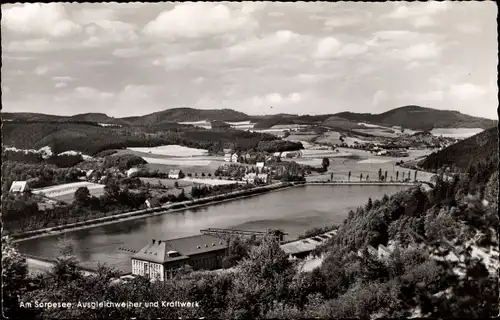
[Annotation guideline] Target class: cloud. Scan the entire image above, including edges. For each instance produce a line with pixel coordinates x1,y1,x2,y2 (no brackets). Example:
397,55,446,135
52,76,77,82
252,92,302,106
112,46,144,58
143,3,258,39
34,66,49,75
386,1,450,19
413,16,435,28
55,82,68,89
82,20,138,47
337,43,368,58
2,3,81,37
448,83,488,100
6,39,53,52
456,24,482,34
314,37,341,59
372,90,387,106
72,8,117,25
73,86,114,100
391,42,442,61
323,16,363,29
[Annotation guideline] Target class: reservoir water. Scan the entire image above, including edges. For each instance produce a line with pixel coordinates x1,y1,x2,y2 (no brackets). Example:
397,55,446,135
17,185,408,273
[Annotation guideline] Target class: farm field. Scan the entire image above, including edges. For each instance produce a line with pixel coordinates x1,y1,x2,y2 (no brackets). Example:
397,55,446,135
430,128,484,139
285,134,319,142
353,128,399,138
181,178,241,185
142,157,212,166
145,161,224,176
315,131,342,145
226,121,255,130
178,121,211,129
139,178,194,188
306,147,435,183
32,181,106,204
127,145,208,157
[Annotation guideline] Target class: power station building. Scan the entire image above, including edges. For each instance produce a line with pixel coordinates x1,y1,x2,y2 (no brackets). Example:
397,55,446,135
131,234,228,281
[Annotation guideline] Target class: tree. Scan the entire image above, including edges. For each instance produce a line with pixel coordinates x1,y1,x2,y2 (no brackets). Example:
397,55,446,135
385,171,388,182
414,171,418,181
378,168,382,181
202,173,206,177
330,173,334,181
360,173,363,181
396,171,399,181
366,174,369,181
104,179,120,198
74,186,90,204
365,197,373,211
402,172,406,181
2,236,30,318
348,171,351,182
322,158,330,171
174,181,179,188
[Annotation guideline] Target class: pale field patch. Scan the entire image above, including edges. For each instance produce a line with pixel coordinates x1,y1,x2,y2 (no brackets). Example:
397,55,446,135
181,178,241,185
128,145,208,157
430,128,484,139
358,122,381,128
357,158,392,164
142,157,211,166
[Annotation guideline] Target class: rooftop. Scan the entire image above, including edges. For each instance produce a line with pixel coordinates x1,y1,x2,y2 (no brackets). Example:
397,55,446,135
10,181,28,192
132,234,228,264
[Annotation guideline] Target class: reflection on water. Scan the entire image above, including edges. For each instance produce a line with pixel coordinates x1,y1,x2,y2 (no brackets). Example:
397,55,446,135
18,185,407,273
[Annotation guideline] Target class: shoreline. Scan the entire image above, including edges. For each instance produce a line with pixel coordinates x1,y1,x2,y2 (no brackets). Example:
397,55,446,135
11,181,418,243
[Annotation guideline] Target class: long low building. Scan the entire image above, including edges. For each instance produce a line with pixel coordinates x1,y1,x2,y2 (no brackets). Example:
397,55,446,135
280,230,338,259
132,234,228,281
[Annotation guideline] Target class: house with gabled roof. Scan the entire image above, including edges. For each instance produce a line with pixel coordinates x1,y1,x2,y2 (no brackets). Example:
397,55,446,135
9,181,29,193
131,234,228,281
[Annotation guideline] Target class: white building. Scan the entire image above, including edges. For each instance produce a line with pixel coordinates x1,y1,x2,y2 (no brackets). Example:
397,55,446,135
168,169,181,179
85,169,94,178
256,162,265,169
126,167,140,178
244,173,257,184
224,153,239,163
9,181,29,193
257,173,270,184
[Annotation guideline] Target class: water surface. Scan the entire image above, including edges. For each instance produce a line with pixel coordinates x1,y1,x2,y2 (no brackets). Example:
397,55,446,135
18,185,407,272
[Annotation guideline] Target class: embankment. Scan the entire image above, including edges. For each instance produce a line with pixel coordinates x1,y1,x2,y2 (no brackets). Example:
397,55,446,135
11,182,301,242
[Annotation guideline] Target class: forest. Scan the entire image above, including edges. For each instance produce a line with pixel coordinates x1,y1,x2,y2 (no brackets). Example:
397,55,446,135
419,126,498,173
2,121,302,156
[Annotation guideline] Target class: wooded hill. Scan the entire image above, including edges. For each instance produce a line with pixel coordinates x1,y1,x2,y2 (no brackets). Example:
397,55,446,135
419,126,498,173
333,105,497,131
2,122,302,156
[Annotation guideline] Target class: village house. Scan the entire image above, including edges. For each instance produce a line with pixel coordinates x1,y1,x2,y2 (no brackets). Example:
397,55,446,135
131,235,228,281
257,173,271,184
9,181,29,193
244,173,257,184
168,169,181,179
145,197,161,209
224,152,239,163
126,167,140,178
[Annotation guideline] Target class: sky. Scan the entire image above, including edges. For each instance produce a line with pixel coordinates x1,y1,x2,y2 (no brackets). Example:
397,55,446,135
1,2,498,119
